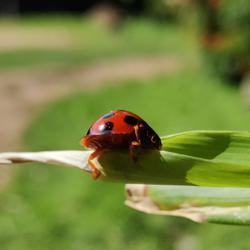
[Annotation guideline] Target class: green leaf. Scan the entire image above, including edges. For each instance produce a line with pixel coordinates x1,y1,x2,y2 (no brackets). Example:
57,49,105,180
97,131,250,187
125,184,250,225
163,130,250,165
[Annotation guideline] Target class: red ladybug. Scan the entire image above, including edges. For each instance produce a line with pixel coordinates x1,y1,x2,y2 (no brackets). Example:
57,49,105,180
80,110,162,179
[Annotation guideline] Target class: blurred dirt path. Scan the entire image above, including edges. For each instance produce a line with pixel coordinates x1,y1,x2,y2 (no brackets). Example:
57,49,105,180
0,56,183,186
0,27,74,51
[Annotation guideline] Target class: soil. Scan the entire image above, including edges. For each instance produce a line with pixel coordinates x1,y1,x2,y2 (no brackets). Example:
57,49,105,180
0,27,73,51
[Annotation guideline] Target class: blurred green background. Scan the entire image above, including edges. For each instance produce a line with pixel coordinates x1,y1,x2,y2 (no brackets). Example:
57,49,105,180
0,1,250,249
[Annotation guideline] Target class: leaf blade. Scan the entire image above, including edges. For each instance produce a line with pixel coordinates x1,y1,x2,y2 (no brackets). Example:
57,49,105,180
126,184,250,225
162,130,250,165
0,151,91,172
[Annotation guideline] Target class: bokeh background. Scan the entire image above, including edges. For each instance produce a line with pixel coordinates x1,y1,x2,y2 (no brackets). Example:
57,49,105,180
0,1,250,249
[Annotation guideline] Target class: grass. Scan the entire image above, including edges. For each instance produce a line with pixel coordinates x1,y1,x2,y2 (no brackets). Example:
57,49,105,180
0,16,197,70
1,16,250,250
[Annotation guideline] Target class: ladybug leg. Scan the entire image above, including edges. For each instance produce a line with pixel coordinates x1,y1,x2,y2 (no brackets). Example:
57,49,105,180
88,149,104,179
130,124,142,162
134,124,143,143
129,141,140,162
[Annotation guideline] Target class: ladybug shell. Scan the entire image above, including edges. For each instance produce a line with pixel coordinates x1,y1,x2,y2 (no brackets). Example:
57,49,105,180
81,110,162,150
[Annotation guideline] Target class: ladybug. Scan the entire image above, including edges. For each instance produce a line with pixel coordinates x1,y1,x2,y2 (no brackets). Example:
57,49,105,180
80,110,162,179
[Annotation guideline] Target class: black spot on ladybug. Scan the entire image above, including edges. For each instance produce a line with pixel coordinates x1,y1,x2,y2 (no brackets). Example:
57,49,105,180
124,115,138,126
102,111,115,119
99,121,114,133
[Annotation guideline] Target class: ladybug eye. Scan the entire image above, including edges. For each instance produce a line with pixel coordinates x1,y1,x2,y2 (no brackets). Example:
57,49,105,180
99,121,114,133
124,115,138,126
